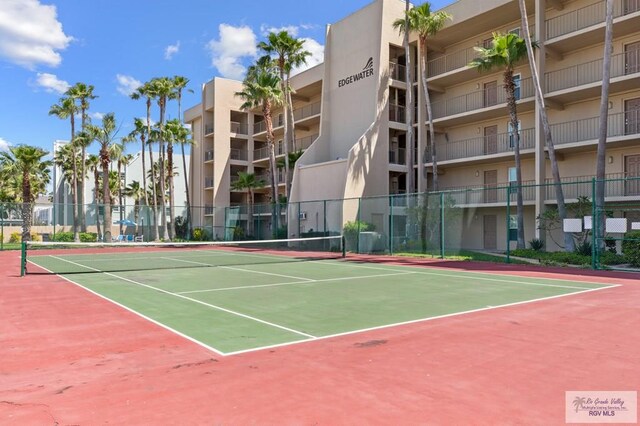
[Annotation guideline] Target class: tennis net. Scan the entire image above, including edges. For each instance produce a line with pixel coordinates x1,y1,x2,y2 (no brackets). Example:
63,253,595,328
21,235,345,276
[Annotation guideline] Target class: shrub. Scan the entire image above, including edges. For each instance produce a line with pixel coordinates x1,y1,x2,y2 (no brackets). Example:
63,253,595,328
232,226,245,241
9,232,21,243
175,216,189,239
599,251,627,266
622,231,640,267
574,240,592,256
51,232,97,242
191,227,207,241
343,220,375,251
528,238,545,251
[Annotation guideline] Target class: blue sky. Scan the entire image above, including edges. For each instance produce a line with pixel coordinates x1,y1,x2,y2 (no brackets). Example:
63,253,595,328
0,0,452,155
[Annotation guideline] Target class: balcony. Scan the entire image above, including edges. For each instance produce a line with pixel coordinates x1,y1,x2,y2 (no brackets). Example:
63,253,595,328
545,0,640,53
253,102,322,135
230,148,248,161
204,205,214,215
389,148,407,165
441,180,537,206
430,77,534,126
549,110,640,149
204,150,214,162
427,47,476,80
204,177,214,189
425,128,535,165
253,120,267,134
253,134,319,161
545,173,640,201
389,104,406,123
204,124,214,135
545,47,640,104
230,121,249,135
256,170,287,186
389,61,407,82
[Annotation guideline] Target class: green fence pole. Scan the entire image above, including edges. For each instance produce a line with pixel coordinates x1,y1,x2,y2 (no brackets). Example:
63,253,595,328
440,192,445,259
20,241,26,277
323,200,327,236
297,202,301,237
506,186,511,264
389,195,394,256
356,198,361,254
0,203,4,251
341,235,346,258
591,178,597,270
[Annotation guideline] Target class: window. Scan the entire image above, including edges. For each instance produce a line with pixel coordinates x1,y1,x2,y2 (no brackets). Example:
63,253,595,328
482,37,493,49
509,167,518,194
513,74,521,100
508,120,522,148
509,28,520,37
509,215,518,241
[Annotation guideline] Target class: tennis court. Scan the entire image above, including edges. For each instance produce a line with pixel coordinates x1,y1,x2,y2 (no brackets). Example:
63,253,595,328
24,237,617,356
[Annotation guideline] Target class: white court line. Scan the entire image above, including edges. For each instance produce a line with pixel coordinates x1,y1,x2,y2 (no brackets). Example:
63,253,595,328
317,260,607,290
26,260,226,356
161,256,315,282
48,255,317,339
177,271,418,295
223,283,620,356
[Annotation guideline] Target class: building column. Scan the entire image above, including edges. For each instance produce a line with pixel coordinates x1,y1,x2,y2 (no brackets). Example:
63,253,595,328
534,0,547,240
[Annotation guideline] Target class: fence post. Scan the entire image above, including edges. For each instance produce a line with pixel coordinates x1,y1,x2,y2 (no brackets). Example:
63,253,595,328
323,200,327,236
20,241,26,277
591,177,597,270
356,198,361,254
506,186,511,264
389,195,394,256
440,192,445,259
0,203,4,251
297,202,301,237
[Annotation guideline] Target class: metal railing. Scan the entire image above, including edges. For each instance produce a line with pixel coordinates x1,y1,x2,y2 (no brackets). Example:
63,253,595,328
230,121,249,135
204,205,214,215
230,148,248,161
204,150,214,162
545,47,640,93
549,110,640,146
389,61,407,82
425,128,535,163
253,134,319,161
545,172,640,200
389,148,407,165
427,47,477,78
440,180,537,205
389,104,406,123
204,124,214,135
293,101,321,121
546,0,640,40
204,177,214,188
431,77,534,119
253,121,267,134
256,170,287,185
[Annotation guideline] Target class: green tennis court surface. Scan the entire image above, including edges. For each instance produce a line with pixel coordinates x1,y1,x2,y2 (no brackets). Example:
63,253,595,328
28,248,615,355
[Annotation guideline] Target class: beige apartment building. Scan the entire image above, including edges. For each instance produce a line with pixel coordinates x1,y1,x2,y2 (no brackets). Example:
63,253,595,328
185,0,640,250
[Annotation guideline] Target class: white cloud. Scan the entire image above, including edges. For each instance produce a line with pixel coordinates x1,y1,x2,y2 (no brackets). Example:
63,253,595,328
0,137,10,152
116,74,142,96
292,38,324,75
90,112,105,120
164,41,180,60
35,72,70,94
0,0,73,69
207,24,257,80
259,24,299,37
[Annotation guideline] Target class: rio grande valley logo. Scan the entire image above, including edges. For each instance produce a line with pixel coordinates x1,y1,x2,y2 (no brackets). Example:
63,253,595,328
338,57,375,88
566,391,637,423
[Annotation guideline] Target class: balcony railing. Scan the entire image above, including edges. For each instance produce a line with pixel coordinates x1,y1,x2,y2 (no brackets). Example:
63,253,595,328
230,148,248,161
204,205,214,215
293,101,321,121
424,128,535,163
253,134,319,161
389,61,407,82
546,0,640,40
389,104,406,123
205,150,214,162
389,148,407,165
253,121,267,134
205,124,214,135
389,191,408,206
230,121,248,135
427,47,477,78
549,110,640,146
256,170,287,185
441,180,537,205
431,77,534,120
204,177,214,188
545,47,640,93
545,172,640,200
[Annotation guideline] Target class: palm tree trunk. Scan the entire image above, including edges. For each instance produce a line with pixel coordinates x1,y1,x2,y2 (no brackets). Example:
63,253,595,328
167,142,176,240
404,0,415,196
148,144,159,241
420,37,437,192
518,0,573,251
79,108,87,233
69,115,80,242
595,0,615,251
94,171,101,239
181,142,191,238
264,103,280,237
504,69,525,249
286,84,296,151
118,161,123,235
248,188,254,237
21,170,32,242
101,147,112,242
279,65,291,201
159,102,169,240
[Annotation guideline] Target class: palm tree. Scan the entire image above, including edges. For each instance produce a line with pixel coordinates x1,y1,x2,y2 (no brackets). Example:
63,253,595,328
150,77,175,240
165,119,191,232
48,96,80,241
231,172,265,237
258,31,310,197
595,0,615,250
172,76,194,236
469,32,529,249
236,66,284,237
0,146,51,242
517,0,573,251
87,113,119,242
66,83,97,231
124,180,145,235
85,153,102,238
393,2,451,192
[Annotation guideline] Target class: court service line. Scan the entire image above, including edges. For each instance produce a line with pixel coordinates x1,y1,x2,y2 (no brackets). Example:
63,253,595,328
26,260,226,357
48,255,317,339
222,283,621,357
318,260,608,290
160,256,315,282
176,271,418,295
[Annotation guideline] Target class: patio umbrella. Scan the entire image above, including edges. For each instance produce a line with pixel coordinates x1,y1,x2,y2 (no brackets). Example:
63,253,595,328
115,219,137,226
